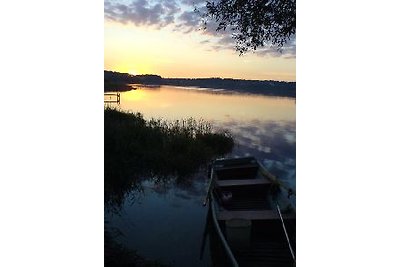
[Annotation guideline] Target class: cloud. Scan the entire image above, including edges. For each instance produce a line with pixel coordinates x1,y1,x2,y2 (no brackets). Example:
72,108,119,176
105,0,296,58
206,31,296,59
174,9,296,58
104,0,180,27
255,38,296,59
176,10,201,28
180,0,205,5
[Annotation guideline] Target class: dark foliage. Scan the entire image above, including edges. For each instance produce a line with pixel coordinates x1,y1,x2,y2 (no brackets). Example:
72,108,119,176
163,77,295,97
104,70,140,84
104,71,141,92
202,0,296,54
104,107,234,209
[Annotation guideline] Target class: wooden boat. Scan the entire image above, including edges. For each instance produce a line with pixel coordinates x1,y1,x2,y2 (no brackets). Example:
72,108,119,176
204,157,296,267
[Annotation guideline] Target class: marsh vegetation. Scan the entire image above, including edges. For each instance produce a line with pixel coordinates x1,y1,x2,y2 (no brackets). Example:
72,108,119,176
104,106,234,208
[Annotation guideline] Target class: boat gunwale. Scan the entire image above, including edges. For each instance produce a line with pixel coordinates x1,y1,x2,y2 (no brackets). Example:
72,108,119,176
210,193,239,267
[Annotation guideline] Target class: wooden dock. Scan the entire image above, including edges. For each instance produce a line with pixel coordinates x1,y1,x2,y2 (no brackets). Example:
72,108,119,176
104,92,120,104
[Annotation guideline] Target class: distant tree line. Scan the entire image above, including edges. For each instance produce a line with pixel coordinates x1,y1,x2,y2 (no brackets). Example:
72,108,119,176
104,70,141,84
104,70,295,97
162,77,295,97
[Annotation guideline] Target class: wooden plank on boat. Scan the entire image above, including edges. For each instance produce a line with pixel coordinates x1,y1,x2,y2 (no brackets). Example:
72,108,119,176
214,163,258,170
216,178,271,187
217,210,295,221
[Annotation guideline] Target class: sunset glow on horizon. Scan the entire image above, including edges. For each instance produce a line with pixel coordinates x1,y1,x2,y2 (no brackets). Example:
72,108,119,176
104,1,296,82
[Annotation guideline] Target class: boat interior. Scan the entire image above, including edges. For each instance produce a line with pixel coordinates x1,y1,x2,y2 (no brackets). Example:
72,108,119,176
212,157,274,211
210,157,296,267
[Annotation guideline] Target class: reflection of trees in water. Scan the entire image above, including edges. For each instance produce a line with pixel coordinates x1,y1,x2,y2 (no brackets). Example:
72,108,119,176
161,85,295,98
105,167,210,213
104,108,234,211
104,172,144,213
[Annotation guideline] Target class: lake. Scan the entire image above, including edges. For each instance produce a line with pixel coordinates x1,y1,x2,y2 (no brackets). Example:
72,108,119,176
105,85,296,266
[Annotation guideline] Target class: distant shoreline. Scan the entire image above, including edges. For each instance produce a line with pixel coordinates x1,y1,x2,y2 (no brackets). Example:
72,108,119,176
104,70,296,98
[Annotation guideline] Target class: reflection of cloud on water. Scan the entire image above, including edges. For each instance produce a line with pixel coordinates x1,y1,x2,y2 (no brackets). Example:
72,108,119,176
217,119,296,190
258,146,271,153
263,157,296,208
263,159,295,180
219,120,295,159
137,172,207,204
284,132,296,144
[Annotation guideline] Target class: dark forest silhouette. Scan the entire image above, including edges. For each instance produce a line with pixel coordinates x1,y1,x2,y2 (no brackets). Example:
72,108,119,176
104,70,296,97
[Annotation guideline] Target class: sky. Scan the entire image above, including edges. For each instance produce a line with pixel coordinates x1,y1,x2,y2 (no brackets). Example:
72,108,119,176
104,0,296,81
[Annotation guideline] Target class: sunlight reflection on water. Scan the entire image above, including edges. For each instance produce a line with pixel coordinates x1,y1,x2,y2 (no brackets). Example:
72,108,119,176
114,85,295,122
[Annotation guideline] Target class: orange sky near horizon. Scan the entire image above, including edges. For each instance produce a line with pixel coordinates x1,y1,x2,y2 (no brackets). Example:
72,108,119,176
104,13,296,82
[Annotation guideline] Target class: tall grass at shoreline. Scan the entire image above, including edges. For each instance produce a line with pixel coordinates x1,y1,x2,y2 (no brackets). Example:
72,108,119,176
104,107,234,207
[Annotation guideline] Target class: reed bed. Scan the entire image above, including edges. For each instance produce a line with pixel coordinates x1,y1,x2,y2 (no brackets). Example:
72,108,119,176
104,107,234,207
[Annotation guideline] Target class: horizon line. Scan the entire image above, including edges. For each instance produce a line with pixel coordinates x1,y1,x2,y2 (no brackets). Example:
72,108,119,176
104,69,296,83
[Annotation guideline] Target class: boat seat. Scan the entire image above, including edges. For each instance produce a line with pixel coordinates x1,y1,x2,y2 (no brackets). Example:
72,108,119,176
217,210,295,221
216,179,271,187
214,163,258,170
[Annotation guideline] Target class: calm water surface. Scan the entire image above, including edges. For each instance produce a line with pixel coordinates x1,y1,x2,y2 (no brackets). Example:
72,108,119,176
105,85,296,266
